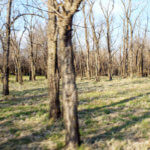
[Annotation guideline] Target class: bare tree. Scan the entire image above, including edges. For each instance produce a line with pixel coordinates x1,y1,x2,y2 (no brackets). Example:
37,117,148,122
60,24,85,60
121,0,145,78
10,27,26,84
82,3,90,79
137,18,148,77
88,0,102,81
100,0,114,81
26,18,37,81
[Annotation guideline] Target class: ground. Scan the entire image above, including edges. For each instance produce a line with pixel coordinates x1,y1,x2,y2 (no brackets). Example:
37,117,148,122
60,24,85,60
0,76,150,150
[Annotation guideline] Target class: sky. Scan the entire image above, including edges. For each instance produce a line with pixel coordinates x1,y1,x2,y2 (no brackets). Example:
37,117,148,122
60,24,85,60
74,0,150,50
0,0,150,53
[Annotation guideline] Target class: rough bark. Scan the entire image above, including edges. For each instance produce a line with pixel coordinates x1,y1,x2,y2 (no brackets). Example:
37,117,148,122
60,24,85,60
2,0,12,95
58,15,80,150
47,0,61,120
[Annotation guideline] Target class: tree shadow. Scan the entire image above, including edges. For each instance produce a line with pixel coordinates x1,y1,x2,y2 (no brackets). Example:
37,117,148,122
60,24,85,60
10,88,48,97
0,108,46,122
0,120,64,150
79,92,150,115
79,92,150,145
0,93,48,109
87,111,150,144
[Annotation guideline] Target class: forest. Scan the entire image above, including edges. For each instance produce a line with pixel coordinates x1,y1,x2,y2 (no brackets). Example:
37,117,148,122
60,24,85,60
0,0,150,150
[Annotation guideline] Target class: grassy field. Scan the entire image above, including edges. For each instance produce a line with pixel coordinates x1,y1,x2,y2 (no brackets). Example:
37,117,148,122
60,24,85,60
0,76,150,150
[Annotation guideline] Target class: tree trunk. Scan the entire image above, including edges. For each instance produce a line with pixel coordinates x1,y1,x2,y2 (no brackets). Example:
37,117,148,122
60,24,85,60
59,16,80,149
30,49,36,81
138,48,144,77
89,10,100,81
47,0,61,120
29,30,36,81
17,61,23,84
83,5,90,79
106,19,112,81
2,0,12,95
122,18,128,77
129,29,134,78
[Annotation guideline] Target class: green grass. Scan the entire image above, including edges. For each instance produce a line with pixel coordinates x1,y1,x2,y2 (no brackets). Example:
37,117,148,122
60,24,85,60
0,76,150,149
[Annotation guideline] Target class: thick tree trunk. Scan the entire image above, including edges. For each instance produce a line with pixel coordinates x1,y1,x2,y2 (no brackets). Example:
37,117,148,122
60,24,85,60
59,16,80,149
2,0,12,95
47,0,61,120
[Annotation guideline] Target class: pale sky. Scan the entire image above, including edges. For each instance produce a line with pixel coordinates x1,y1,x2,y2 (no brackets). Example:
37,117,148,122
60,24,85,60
0,0,150,52
74,0,150,51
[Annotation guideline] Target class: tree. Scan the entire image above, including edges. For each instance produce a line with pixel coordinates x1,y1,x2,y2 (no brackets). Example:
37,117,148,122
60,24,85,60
82,3,90,79
100,0,114,81
26,17,37,81
55,0,83,149
121,0,144,78
47,0,61,120
2,0,12,95
11,27,26,84
88,0,102,81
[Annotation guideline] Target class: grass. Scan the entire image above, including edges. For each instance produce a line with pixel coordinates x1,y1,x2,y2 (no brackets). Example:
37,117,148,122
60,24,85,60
0,76,150,149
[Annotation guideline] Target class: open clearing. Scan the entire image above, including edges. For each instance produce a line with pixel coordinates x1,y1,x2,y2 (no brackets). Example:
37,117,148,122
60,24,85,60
0,76,150,150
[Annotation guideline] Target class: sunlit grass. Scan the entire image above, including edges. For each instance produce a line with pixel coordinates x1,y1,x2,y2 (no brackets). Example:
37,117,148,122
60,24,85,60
0,76,150,149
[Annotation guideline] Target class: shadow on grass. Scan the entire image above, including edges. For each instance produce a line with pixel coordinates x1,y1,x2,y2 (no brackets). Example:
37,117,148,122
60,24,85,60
0,120,64,150
0,87,48,107
10,88,48,97
79,92,150,144
80,92,150,116
88,111,150,144
0,109,45,122
0,101,48,122
0,93,48,109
